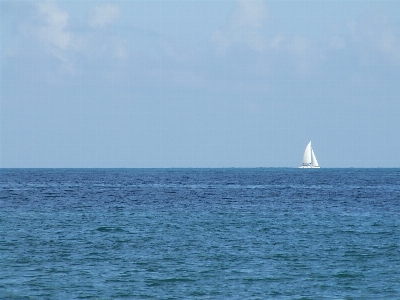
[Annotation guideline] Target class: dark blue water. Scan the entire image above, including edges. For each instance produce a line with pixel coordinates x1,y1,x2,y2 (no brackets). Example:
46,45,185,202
1,169,400,299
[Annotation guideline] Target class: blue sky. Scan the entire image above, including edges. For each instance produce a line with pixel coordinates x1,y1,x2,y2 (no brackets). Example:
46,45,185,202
1,1,400,168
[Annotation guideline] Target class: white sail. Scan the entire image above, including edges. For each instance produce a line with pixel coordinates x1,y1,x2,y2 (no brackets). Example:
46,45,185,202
311,149,319,167
301,141,312,167
299,141,320,168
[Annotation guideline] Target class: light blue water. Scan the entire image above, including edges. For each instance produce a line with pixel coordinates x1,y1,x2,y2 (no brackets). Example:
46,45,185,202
1,169,400,299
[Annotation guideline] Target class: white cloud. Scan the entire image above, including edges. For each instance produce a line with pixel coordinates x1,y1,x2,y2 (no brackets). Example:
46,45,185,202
20,2,126,72
112,37,127,59
230,0,268,30
88,4,120,28
289,35,316,76
211,0,269,53
270,34,285,49
378,29,400,63
210,30,230,53
290,35,312,57
151,68,205,89
20,1,76,72
162,41,190,63
34,1,73,50
346,15,400,65
329,36,345,50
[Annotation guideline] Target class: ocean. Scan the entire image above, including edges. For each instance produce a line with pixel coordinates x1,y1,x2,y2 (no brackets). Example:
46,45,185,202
1,168,399,299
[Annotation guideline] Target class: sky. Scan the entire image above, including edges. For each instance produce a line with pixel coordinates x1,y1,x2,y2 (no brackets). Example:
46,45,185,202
1,0,400,168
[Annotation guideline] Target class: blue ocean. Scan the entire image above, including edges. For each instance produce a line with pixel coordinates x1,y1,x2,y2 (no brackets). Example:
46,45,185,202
1,168,399,299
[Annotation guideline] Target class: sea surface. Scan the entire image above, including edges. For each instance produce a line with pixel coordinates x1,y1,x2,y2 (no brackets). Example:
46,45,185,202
1,168,400,299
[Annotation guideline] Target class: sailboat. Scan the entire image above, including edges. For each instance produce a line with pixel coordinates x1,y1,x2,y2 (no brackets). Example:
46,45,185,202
299,141,320,168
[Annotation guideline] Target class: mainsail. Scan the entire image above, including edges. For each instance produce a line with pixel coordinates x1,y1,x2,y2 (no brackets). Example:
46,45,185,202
302,142,312,166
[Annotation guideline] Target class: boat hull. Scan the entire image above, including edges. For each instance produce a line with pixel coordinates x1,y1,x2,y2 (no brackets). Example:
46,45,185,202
298,166,320,168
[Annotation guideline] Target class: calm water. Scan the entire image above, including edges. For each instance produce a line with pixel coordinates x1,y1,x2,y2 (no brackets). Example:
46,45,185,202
1,168,400,299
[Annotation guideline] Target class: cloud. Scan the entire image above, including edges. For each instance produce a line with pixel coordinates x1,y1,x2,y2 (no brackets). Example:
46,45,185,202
289,35,315,75
339,14,400,65
34,1,73,50
329,36,345,50
19,2,126,72
290,35,312,57
211,1,269,53
152,68,205,89
270,34,285,49
88,4,120,28
209,1,322,78
19,1,76,71
230,0,268,30
378,29,400,63
112,37,127,59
